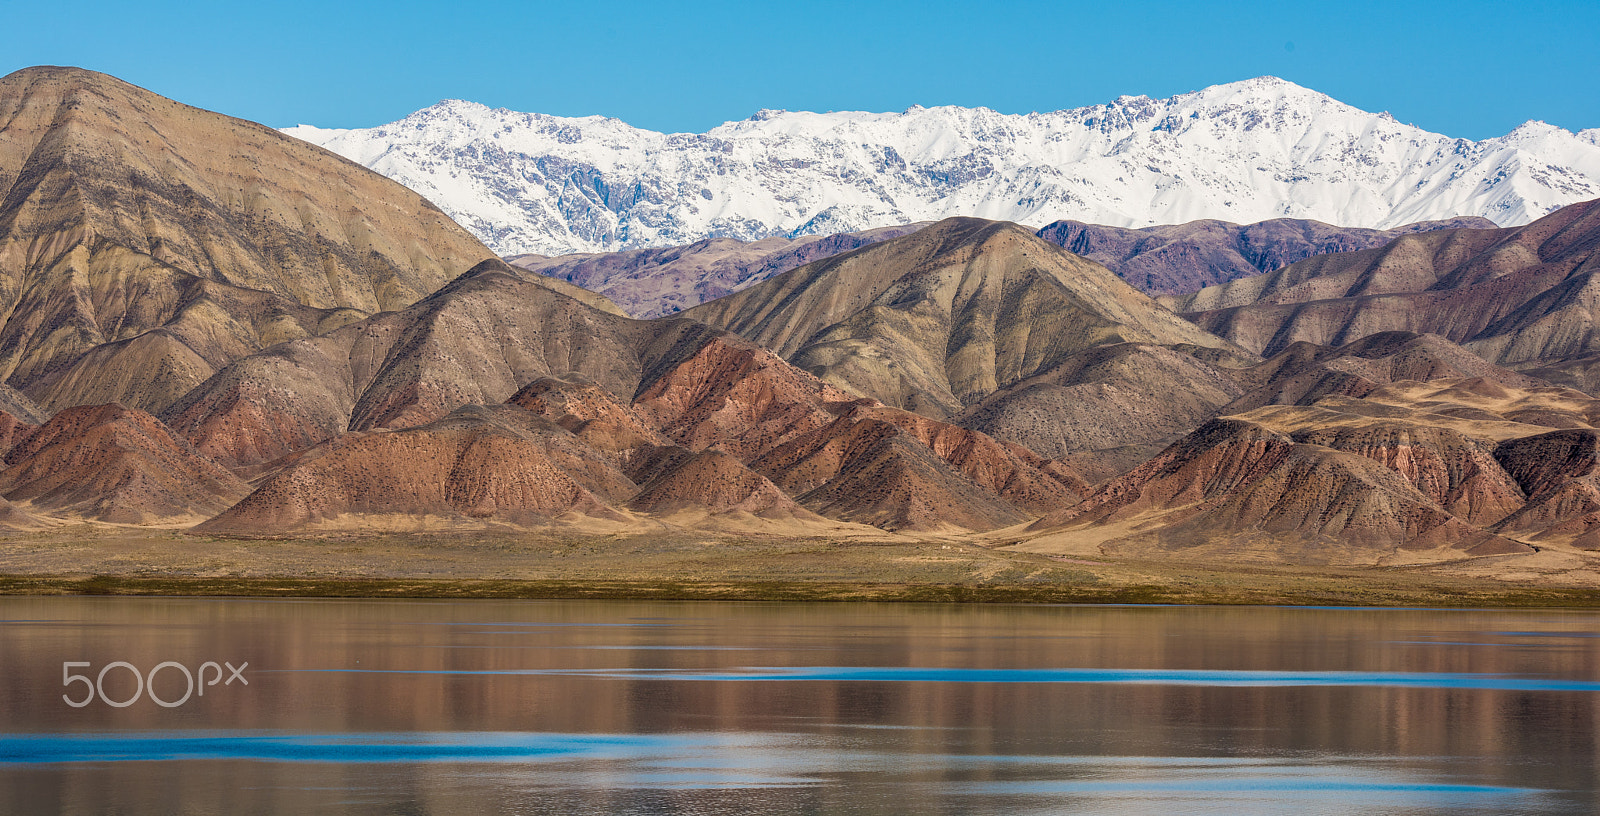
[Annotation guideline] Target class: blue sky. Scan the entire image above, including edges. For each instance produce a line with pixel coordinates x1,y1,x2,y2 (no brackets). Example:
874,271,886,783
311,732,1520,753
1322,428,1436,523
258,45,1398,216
4,0,1596,139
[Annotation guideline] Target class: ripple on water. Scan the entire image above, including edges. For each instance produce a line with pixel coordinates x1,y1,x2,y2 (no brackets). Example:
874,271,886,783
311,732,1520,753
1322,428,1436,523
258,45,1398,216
0,731,1560,814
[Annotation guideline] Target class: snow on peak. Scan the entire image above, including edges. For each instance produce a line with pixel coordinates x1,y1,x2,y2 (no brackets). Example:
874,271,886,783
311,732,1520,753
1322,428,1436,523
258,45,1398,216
280,78,1600,256
1512,119,1556,131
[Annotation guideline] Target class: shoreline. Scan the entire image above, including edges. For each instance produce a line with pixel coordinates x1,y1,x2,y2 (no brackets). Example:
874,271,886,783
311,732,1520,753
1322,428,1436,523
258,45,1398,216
5,526,1599,608
6,573,1600,608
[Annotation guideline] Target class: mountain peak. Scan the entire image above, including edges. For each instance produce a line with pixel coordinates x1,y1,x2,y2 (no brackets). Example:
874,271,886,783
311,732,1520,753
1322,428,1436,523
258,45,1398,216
285,79,1600,256
0,62,496,411
1180,75,1338,108
1,64,124,88
1504,119,1568,139
1232,75,1298,89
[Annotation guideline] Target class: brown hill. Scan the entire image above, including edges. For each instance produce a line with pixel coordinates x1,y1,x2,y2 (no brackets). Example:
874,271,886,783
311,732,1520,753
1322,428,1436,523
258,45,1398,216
0,385,45,425
1337,379,1600,437
757,417,1032,532
1492,430,1600,546
507,377,670,460
1164,199,1600,374
0,498,47,530
951,343,1247,474
947,332,1537,483
0,66,488,309
632,332,863,461
626,330,1089,530
0,411,38,459
749,403,1088,531
1038,216,1493,295
683,217,1236,419
0,67,506,413
196,333,1086,536
1024,418,1528,563
0,403,247,522
1016,375,1600,559
1285,423,1525,525
195,404,635,535
162,260,668,471
1221,332,1547,413
624,447,817,520
508,224,924,318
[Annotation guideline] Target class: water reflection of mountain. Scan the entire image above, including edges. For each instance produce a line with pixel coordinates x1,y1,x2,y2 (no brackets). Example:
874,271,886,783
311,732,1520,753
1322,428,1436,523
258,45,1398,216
2,600,1596,814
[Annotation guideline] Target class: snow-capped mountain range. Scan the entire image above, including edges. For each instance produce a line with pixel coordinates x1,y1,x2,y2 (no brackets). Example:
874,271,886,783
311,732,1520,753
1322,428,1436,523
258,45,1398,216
283,77,1600,257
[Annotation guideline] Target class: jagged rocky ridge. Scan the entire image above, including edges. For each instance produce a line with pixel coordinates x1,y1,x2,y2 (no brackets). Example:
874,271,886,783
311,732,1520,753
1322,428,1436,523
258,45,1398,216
1035,216,1495,295
283,77,1600,256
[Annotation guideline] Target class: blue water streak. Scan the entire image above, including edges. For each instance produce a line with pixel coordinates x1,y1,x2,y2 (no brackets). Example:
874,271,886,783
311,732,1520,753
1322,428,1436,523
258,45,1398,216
282,665,1600,691
0,731,702,765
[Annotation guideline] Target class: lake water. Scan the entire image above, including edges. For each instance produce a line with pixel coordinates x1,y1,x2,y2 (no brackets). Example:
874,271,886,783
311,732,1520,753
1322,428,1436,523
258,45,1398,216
1,598,1597,814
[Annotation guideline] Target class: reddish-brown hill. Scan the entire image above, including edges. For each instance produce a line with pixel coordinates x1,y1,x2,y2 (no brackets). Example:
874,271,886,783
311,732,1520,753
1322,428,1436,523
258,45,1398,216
0,403,247,522
0,411,37,459
625,447,817,520
507,377,670,460
196,404,634,534
1289,423,1525,525
632,332,863,461
162,260,669,471
1492,430,1600,546
1026,418,1528,562
751,403,1088,531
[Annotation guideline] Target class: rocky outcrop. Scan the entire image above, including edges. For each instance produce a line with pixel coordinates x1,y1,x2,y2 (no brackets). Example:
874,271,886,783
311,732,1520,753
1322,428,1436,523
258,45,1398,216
1289,423,1525,525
